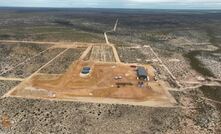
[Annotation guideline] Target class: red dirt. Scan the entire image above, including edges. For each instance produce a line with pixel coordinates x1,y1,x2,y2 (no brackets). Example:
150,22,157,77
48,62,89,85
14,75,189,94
28,61,158,100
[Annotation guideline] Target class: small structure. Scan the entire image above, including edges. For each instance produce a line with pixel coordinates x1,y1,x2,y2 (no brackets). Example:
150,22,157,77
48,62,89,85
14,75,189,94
82,67,90,73
80,66,91,76
116,82,133,88
137,66,149,81
114,75,122,80
130,65,137,68
138,81,145,88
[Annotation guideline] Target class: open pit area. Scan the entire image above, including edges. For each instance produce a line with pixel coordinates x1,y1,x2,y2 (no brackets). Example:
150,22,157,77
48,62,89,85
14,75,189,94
0,8,220,133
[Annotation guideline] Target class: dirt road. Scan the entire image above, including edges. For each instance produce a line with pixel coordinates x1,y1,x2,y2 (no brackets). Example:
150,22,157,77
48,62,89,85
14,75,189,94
0,77,24,81
109,44,121,63
0,40,96,46
148,46,182,87
0,46,55,76
79,45,93,60
2,48,69,97
103,19,121,62
104,19,119,44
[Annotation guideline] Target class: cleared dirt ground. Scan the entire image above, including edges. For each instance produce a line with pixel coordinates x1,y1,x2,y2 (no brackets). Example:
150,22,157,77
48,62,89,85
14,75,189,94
7,60,174,106
0,8,221,134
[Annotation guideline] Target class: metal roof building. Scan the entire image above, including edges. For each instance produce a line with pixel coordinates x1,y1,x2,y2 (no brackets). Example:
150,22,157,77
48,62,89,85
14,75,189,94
137,66,148,80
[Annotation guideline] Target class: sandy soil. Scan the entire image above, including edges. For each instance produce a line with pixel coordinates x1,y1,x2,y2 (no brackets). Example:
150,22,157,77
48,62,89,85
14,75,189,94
7,61,175,106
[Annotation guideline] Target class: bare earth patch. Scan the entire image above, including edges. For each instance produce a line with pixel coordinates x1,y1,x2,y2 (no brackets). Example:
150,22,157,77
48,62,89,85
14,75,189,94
5,60,175,107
